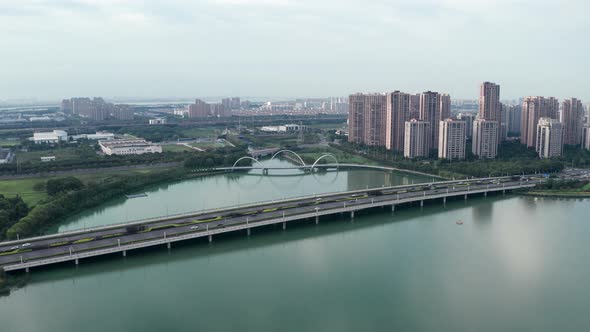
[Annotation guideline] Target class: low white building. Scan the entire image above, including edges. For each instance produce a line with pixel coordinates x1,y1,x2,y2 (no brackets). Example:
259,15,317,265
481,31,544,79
31,130,68,144
260,124,307,133
72,131,115,141
99,139,162,156
149,118,167,125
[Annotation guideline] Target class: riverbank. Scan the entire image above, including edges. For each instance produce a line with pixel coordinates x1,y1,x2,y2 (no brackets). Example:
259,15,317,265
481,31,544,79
0,269,28,296
521,191,590,198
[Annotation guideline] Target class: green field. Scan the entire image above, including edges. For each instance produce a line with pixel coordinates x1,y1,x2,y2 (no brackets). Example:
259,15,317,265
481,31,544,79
0,139,20,147
179,127,220,138
162,144,195,153
15,146,97,164
0,169,169,206
189,141,227,150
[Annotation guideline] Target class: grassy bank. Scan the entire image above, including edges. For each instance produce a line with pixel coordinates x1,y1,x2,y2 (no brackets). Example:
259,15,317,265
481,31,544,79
0,169,173,206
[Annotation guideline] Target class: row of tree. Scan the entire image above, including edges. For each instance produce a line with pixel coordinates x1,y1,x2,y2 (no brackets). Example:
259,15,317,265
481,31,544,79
0,195,29,238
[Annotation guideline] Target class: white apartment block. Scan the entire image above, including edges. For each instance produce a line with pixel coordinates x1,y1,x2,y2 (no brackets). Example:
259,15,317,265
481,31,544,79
472,119,498,159
404,120,430,159
439,119,466,160
536,118,564,158
99,139,162,156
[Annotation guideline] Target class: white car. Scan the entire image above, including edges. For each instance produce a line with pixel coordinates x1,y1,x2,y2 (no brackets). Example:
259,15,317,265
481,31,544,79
21,243,31,247
190,226,199,229
10,246,19,250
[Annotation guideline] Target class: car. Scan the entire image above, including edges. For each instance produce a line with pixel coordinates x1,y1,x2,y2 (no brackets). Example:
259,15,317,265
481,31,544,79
190,226,199,229
21,243,31,247
10,246,19,250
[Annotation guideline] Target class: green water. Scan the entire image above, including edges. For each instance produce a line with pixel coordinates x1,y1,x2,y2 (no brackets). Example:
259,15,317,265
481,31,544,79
1,162,589,331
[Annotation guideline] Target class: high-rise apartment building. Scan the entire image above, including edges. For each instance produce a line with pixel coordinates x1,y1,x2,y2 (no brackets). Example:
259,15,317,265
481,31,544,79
536,118,564,158
456,113,475,139
479,82,501,122
60,99,73,114
188,99,211,118
404,120,430,159
385,91,410,152
561,98,584,145
419,91,449,150
521,96,559,148
479,82,502,148
472,119,498,159
409,94,421,120
348,93,387,146
583,125,590,150
506,104,522,135
438,119,466,160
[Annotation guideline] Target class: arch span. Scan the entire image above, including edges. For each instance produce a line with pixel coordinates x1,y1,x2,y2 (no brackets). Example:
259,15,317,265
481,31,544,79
270,150,306,166
232,156,264,170
310,154,339,172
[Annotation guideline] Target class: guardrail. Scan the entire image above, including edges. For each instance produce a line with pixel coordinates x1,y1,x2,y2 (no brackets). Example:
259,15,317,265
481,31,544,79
2,182,535,271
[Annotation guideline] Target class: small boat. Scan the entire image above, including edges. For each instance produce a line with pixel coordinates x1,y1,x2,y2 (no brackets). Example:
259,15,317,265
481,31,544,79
456,220,464,225
125,193,148,199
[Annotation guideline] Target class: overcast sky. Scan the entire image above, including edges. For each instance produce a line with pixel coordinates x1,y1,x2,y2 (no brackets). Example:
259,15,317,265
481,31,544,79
0,0,588,101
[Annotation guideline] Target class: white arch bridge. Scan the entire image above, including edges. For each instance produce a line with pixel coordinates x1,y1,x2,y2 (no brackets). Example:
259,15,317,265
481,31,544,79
231,152,339,174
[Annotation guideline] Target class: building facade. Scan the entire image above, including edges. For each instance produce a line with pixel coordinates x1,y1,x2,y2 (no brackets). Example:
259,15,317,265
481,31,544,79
521,96,559,148
99,139,162,155
188,99,211,118
439,119,466,160
536,118,564,158
456,113,475,139
561,98,584,145
404,120,430,159
472,119,498,159
31,130,68,144
385,91,410,152
348,93,387,146
419,91,446,150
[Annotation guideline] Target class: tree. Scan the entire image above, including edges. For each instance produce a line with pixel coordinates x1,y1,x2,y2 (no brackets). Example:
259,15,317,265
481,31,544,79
46,177,85,196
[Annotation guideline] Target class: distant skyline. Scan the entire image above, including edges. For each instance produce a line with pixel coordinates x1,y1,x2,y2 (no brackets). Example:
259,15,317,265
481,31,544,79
0,0,589,101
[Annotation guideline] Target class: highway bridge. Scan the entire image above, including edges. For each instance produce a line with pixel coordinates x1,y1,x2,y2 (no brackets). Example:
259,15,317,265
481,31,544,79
0,176,541,273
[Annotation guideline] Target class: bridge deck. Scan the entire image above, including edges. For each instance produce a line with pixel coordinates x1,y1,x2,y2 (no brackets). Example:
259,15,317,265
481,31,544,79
0,177,540,272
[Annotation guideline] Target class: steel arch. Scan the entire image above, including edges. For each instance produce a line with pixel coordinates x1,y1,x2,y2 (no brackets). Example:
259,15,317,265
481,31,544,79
232,156,264,170
310,154,339,172
270,149,306,166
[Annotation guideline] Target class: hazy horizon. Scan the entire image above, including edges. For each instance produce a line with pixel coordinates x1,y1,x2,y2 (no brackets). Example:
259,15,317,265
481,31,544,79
1,0,588,102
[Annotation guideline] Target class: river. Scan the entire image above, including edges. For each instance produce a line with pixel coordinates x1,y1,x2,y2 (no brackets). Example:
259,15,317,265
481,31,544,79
1,160,589,331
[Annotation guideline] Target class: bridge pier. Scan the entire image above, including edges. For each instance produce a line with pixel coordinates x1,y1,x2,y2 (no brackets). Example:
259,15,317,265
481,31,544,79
350,211,355,219
167,242,171,249
263,168,269,175
503,189,506,195
75,258,79,265
208,235,213,243
25,267,29,273
443,197,446,205
484,191,488,197
282,222,286,230
123,250,126,257
247,228,251,237
391,204,395,212
420,200,424,207
315,215,319,224
464,194,468,200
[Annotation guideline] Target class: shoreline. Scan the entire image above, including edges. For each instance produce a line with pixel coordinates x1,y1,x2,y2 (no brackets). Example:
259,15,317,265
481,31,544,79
521,191,590,198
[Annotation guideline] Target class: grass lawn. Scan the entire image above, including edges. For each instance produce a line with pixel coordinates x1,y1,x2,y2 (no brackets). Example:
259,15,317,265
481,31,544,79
0,139,20,147
16,146,97,164
179,127,220,138
189,141,227,150
0,178,48,206
162,144,195,153
0,168,171,207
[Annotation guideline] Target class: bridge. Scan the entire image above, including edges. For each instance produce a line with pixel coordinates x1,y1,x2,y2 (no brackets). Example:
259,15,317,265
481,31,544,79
231,150,444,178
0,175,541,272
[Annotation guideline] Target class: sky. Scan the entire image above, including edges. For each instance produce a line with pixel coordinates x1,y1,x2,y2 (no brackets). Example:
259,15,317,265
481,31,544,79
0,0,589,101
